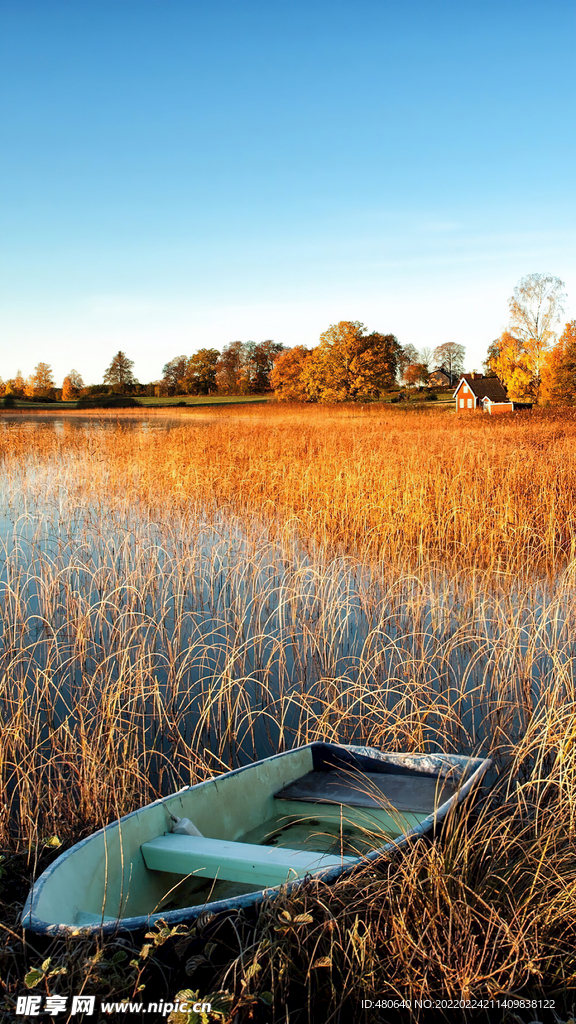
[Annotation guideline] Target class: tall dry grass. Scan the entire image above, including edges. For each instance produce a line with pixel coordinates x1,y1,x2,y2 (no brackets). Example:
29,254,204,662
2,403,576,573
1,404,576,1019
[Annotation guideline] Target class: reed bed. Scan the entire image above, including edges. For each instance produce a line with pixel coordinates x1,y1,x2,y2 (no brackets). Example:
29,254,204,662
2,403,576,574
1,405,576,1021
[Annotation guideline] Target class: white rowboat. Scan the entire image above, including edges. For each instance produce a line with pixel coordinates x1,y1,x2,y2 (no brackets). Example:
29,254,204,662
23,742,492,936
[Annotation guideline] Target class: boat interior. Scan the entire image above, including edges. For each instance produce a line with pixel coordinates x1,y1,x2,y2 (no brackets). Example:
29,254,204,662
29,743,465,929
140,754,458,917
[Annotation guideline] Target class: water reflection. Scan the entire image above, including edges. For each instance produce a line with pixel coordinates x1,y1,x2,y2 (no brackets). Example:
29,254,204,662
0,412,196,436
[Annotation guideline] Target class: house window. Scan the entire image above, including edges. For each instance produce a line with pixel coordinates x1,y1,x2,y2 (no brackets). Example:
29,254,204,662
459,398,464,408
467,398,473,409
463,386,468,394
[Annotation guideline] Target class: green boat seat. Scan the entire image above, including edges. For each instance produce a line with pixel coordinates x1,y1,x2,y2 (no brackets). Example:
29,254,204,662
141,834,357,888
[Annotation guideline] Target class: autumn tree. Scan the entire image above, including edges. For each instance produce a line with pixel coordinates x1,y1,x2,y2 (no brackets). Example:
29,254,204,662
215,341,247,395
433,342,465,383
103,351,137,393
541,320,576,405
4,371,25,397
508,273,566,393
270,346,311,401
244,340,284,392
403,362,430,388
485,331,532,400
399,344,446,385
186,348,220,395
213,340,283,394
25,362,55,399
162,355,188,395
62,370,84,401
61,369,84,401
356,331,403,394
301,322,401,402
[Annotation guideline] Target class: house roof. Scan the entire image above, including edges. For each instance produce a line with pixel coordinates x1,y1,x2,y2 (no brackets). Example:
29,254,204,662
454,375,508,402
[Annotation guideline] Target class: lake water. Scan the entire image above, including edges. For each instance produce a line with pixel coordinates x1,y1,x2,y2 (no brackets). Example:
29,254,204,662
1,416,574,783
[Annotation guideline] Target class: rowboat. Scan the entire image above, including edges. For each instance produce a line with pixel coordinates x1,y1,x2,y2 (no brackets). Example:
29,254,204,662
23,742,491,936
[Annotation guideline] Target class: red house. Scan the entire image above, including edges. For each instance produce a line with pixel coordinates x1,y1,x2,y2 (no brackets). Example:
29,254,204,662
453,374,532,414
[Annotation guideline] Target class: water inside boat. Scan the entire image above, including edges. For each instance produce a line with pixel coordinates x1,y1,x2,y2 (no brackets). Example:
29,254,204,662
153,767,450,913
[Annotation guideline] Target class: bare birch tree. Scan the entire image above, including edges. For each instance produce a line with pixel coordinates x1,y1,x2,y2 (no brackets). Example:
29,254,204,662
508,273,566,389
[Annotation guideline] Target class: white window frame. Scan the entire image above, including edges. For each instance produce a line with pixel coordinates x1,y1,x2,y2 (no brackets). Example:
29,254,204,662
467,398,473,409
459,398,464,408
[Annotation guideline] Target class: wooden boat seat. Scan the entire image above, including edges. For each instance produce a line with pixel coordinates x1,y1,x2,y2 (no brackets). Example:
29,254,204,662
141,834,356,887
274,770,456,813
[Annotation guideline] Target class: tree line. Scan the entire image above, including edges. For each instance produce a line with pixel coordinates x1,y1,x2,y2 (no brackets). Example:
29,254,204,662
0,334,465,404
3,273,573,406
269,325,464,402
160,340,285,396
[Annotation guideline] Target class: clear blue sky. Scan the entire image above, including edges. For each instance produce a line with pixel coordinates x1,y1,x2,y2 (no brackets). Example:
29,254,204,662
1,0,574,386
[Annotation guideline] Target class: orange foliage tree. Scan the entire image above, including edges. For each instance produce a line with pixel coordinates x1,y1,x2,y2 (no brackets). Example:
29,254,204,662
299,322,401,403
61,370,84,401
541,320,576,405
270,346,311,401
186,348,220,395
487,331,532,401
4,371,25,398
403,362,430,388
216,341,250,395
25,362,55,399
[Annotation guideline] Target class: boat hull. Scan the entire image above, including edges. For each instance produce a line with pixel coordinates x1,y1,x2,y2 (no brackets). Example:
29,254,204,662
22,743,491,936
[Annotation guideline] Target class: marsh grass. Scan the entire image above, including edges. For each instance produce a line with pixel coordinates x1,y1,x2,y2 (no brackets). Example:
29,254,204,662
3,402,576,573
1,404,576,1021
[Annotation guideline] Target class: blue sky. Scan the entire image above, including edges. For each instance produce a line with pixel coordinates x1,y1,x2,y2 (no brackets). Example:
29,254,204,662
1,0,574,386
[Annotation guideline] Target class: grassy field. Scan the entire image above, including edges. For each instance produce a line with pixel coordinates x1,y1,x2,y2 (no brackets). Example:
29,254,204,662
3,389,451,409
137,394,274,407
1,403,575,1022
2,393,274,409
